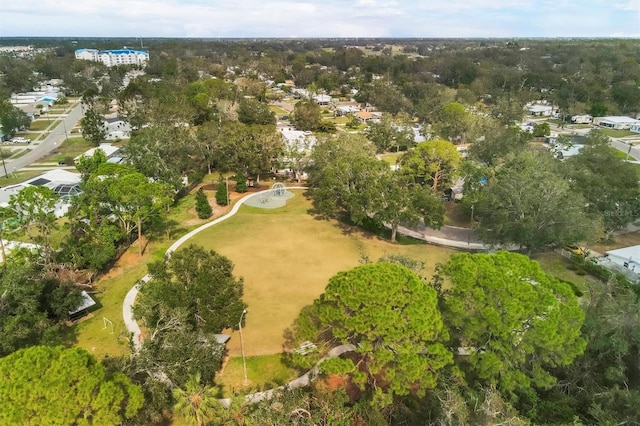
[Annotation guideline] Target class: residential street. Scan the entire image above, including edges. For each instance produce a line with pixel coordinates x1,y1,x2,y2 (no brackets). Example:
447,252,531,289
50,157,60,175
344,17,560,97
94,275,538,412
0,101,84,178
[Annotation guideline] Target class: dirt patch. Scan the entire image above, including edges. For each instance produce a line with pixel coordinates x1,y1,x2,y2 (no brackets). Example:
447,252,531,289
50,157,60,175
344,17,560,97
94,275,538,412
590,231,640,254
101,236,151,281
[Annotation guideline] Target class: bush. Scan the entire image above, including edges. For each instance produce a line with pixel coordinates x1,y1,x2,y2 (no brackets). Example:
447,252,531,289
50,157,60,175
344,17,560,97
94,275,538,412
576,269,587,276
215,182,228,206
195,188,212,219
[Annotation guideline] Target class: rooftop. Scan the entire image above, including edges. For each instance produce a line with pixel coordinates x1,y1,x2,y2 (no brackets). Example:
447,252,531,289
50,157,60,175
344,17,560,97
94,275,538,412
598,116,640,124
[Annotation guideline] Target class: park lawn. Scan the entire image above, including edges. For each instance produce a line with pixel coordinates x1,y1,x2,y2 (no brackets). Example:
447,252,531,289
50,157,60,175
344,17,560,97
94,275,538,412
216,354,298,396
186,190,455,357
532,252,596,296
73,251,148,359
379,152,403,165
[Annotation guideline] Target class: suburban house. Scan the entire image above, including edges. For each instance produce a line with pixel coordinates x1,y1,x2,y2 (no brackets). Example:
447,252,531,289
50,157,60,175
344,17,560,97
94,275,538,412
525,101,557,116
593,116,640,130
604,245,640,273
314,94,332,106
103,118,131,140
75,143,123,164
0,169,82,218
356,111,381,123
631,124,640,133
335,105,360,116
278,128,316,151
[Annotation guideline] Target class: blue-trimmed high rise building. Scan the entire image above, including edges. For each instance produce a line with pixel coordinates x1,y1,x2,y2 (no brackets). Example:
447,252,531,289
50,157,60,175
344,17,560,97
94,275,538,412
75,48,149,67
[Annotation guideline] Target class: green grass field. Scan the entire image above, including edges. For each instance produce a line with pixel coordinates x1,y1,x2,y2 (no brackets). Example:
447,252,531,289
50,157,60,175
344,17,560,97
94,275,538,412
216,354,298,395
379,152,403,165
0,170,43,187
185,190,455,357
40,137,93,163
600,128,635,138
29,120,58,131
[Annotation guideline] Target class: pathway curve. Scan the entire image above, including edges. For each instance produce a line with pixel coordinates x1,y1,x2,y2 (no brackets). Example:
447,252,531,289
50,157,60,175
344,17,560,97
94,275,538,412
122,187,487,347
122,187,308,348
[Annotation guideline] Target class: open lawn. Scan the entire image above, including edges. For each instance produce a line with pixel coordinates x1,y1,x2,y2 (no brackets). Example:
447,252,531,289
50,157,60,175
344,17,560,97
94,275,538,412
379,152,403,165
40,137,93,163
73,247,149,359
532,252,598,296
186,190,456,357
29,120,58,131
590,231,640,254
72,185,232,359
0,170,43,187
600,128,635,138
216,354,298,396
269,105,289,117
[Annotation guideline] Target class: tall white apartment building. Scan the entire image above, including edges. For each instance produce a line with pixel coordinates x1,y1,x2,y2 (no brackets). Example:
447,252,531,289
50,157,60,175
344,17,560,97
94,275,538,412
75,48,149,67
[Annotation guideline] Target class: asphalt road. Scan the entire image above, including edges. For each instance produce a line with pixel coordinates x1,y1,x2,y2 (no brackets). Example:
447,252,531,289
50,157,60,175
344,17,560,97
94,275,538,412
0,102,84,178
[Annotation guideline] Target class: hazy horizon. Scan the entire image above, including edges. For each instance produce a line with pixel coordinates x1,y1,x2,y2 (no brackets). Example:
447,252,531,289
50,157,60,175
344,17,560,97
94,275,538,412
2,0,639,39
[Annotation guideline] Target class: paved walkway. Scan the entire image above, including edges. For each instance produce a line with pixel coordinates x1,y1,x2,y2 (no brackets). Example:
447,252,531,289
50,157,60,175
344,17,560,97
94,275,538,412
122,187,487,347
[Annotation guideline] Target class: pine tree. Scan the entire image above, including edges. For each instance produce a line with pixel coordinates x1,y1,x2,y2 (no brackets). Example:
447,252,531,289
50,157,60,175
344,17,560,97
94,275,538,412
195,188,212,219
215,181,228,206
235,172,248,193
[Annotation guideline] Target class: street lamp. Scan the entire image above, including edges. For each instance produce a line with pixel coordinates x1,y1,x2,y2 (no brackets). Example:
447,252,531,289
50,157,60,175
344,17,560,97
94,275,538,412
238,309,249,385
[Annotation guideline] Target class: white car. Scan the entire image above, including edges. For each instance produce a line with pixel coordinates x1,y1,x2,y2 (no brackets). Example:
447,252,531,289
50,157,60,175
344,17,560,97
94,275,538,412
10,137,30,144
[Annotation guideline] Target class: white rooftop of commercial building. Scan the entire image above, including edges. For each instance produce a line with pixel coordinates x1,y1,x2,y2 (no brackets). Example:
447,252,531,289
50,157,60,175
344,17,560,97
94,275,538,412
598,116,640,124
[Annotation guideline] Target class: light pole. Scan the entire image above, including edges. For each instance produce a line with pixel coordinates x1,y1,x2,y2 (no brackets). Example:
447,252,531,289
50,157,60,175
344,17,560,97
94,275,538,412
238,309,249,385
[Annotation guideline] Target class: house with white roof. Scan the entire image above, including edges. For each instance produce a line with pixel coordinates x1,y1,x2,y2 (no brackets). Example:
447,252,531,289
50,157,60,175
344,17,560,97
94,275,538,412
103,117,131,140
314,94,332,106
75,143,122,163
525,101,557,117
593,116,640,130
604,245,640,274
0,169,82,218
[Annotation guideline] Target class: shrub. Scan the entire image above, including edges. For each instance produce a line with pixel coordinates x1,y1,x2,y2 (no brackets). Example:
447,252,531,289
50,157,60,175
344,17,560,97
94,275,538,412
195,188,212,219
576,269,586,276
215,182,228,206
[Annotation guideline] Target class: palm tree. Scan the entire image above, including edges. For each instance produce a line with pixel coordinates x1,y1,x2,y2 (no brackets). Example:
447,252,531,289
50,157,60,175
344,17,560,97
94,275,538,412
172,373,219,426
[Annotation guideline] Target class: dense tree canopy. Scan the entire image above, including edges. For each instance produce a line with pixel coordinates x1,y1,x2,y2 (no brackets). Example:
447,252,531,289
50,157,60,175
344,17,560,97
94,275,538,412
564,131,640,234
0,345,143,425
400,139,461,191
475,150,597,252
294,262,452,407
437,251,586,400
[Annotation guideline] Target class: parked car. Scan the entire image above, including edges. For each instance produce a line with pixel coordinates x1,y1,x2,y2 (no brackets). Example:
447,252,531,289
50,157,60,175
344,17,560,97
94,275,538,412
563,245,585,256
10,137,30,144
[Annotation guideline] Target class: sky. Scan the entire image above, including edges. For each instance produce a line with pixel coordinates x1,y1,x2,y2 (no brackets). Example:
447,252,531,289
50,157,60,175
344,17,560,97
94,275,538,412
1,0,639,39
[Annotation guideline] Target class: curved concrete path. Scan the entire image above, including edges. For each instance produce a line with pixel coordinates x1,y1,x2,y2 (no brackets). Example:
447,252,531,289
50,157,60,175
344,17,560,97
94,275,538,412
122,186,487,347
122,187,308,349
